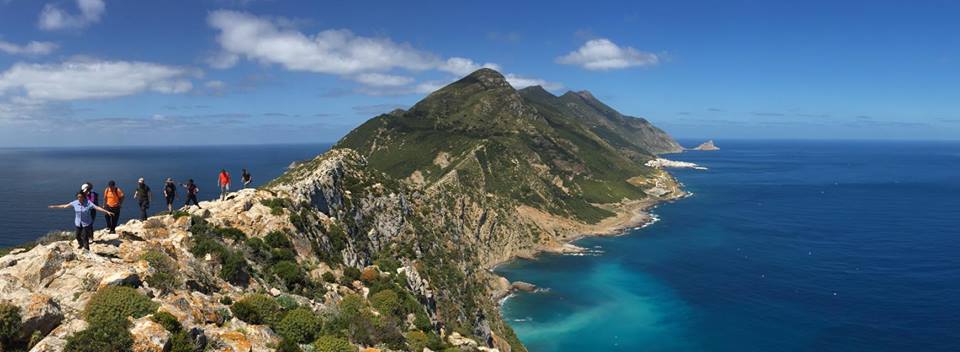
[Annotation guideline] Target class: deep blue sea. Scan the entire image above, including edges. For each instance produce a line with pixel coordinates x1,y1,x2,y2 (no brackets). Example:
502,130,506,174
497,140,960,351
0,144,330,247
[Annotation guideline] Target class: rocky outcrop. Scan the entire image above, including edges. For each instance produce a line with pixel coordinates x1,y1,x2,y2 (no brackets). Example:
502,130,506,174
693,140,719,151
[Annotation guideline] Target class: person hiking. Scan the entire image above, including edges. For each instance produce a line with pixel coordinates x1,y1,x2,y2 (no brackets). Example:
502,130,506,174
81,182,100,228
134,177,152,221
218,169,231,200
182,179,201,209
103,180,124,234
49,191,114,251
241,168,252,189
163,178,177,213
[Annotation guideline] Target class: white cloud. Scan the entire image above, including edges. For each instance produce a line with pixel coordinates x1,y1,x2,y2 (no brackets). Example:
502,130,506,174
206,10,560,96
206,51,240,69
38,0,106,31
208,10,438,74
556,38,659,70
352,73,414,87
504,74,563,90
205,80,227,89
0,40,58,56
437,57,500,76
0,59,193,101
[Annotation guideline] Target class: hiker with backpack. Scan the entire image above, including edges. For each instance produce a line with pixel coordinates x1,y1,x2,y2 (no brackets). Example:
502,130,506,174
182,179,201,209
103,180,124,234
163,178,177,213
218,169,231,200
49,191,114,251
81,182,99,229
134,177,152,221
242,168,252,189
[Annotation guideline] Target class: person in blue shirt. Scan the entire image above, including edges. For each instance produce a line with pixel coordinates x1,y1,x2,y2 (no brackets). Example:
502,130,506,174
49,191,114,251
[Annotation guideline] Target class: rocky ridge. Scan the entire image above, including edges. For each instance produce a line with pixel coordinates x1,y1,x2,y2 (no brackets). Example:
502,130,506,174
0,69,688,352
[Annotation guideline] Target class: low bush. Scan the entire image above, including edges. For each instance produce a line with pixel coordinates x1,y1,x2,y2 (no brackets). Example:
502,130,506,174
151,311,181,332
231,294,280,326
369,289,401,317
168,330,195,352
272,261,306,289
84,286,158,326
214,227,247,242
270,248,296,263
322,272,337,284
171,210,190,219
277,337,303,352
276,295,299,311
260,198,290,216
359,267,379,283
141,249,181,293
64,321,133,352
264,231,293,250
0,303,22,350
342,267,361,282
313,335,355,352
276,308,321,344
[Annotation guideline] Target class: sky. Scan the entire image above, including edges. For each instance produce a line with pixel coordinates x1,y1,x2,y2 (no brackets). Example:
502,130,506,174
0,0,958,147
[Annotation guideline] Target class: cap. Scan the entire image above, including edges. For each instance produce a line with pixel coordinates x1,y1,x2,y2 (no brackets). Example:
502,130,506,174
81,184,90,192
138,177,145,183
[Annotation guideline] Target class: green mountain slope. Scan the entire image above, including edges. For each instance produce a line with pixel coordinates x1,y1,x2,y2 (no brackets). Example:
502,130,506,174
337,68,671,224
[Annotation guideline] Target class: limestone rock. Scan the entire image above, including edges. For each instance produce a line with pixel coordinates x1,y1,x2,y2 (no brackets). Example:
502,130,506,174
130,317,171,352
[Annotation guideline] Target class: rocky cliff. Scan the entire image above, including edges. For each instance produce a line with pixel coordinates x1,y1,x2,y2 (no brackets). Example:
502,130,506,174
0,69,685,352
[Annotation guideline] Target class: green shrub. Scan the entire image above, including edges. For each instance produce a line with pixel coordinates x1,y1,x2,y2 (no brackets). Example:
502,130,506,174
260,198,290,216
270,248,296,263
277,337,303,352
342,267,361,282
276,295,299,311
215,227,247,242
220,296,234,305
141,249,181,293
189,215,211,235
374,256,401,274
245,237,270,258
172,210,190,219
405,330,429,352
231,294,280,325
0,303,21,349
219,251,249,285
276,308,321,344
272,261,306,289
264,231,293,249
84,286,158,326
64,322,133,352
168,330,195,352
322,272,336,284
313,335,355,352
151,311,181,332
369,289,401,317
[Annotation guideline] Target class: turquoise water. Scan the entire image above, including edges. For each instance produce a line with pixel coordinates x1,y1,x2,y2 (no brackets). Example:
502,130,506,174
497,140,960,351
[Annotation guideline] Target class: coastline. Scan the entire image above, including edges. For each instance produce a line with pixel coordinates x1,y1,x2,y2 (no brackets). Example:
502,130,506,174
488,176,689,301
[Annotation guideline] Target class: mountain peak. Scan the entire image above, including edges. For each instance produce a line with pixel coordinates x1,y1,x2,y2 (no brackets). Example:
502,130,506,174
575,90,596,100
462,68,511,89
518,85,555,98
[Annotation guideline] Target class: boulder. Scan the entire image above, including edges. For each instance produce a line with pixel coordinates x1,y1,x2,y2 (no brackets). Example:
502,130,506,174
17,294,63,342
130,317,171,352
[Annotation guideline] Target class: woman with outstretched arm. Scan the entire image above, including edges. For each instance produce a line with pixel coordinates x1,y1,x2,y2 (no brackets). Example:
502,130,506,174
49,191,114,251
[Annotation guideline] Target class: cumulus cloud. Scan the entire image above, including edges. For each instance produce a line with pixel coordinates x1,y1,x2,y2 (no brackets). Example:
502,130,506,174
208,10,437,74
437,57,500,76
351,73,415,87
504,74,563,90
556,38,659,70
38,0,106,31
0,59,193,101
0,40,58,56
207,10,560,95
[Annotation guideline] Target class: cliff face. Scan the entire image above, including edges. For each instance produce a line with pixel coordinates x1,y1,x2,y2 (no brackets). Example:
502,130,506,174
0,69,685,352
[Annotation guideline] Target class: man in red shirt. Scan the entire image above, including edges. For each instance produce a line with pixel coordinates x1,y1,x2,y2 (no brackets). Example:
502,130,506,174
218,169,231,201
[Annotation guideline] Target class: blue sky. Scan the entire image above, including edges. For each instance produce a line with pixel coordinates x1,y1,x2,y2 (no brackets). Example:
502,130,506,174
0,0,958,147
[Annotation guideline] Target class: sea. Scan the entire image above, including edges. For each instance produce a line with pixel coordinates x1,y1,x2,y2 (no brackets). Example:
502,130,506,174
1,141,958,351
496,140,960,351
0,144,330,247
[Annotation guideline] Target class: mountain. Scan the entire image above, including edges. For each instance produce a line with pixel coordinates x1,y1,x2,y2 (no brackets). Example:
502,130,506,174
0,69,685,352
520,86,682,155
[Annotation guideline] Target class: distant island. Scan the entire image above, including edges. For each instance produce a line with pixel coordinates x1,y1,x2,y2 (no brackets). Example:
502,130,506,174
0,68,688,352
692,140,720,151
